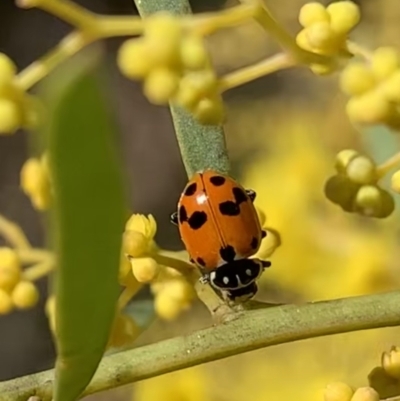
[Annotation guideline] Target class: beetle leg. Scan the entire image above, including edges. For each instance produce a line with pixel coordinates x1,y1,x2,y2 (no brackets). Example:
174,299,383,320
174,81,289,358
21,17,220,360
170,211,178,225
246,189,256,202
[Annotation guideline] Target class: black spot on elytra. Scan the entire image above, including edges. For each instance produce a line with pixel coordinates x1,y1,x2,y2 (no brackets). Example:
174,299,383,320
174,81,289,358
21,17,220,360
178,205,188,222
184,182,197,196
210,175,226,186
233,187,248,204
250,236,259,249
261,230,267,238
188,211,207,230
220,245,236,263
219,201,240,216
196,257,206,266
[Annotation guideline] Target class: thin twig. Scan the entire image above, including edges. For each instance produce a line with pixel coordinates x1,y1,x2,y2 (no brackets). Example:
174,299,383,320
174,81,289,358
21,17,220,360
1,290,400,401
0,215,31,250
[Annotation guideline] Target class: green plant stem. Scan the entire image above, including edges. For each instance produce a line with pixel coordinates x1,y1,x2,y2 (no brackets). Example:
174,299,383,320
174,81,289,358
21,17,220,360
2,290,400,401
133,0,231,178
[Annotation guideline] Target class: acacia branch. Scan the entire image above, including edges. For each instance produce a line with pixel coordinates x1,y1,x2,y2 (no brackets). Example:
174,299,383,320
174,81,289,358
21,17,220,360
2,290,400,401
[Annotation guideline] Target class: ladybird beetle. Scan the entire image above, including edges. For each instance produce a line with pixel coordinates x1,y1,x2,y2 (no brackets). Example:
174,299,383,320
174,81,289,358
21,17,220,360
171,169,271,302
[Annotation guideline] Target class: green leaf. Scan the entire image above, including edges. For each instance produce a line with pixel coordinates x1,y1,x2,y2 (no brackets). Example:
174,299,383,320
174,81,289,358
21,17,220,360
43,50,126,401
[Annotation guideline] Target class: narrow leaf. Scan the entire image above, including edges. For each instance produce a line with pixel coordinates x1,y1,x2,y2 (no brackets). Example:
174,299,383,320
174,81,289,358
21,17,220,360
43,51,126,401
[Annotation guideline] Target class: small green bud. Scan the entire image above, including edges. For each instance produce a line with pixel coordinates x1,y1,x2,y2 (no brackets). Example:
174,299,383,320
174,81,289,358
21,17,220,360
324,174,360,211
354,185,395,218
382,346,400,379
335,149,359,173
324,382,353,401
346,156,376,184
375,188,395,218
354,185,381,215
351,387,379,401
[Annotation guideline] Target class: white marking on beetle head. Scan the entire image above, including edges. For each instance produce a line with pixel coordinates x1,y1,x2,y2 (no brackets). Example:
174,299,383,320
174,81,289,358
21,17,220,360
246,269,252,276
223,276,229,285
197,193,208,205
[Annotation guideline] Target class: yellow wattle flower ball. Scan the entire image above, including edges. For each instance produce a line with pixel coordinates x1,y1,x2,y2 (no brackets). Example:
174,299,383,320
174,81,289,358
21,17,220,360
310,62,337,76
346,156,376,185
123,230,149,258
45,295,56,332
11,281,39,309
339,63,376,96
125,214,157,241
298,2,330,28
326,1,361,34
117,39,153,80
0,289,13,314
0,247,21,293
144,12,182,68
354,185,381,216
180,35,208,71
154,287,187,321
175,70,218,110
143,67,180,105
391,170,400,193
194,96,225,126
324,382,354,401
130,257,160,283
351,387,379,401
324,174,360,212
20,157,52,210
381,71,400,102
335,149,359,173
305,21,337,52
0,98,21,134
295,30,314,52
371,46,400,81
161,279,195,304
346,92,393,125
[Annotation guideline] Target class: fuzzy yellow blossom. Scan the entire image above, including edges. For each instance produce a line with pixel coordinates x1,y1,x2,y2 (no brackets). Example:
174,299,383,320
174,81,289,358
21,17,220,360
129,257,160,283
123,213,161,286
324,150,394,218
0,53,21,134
0,53,41,133
391,170,400,193
296,1,360,75
20,155,52,210
123,214,157,256
0,247,21,293
11,280,39,309
45,295,56,332
107,313,141,349
324,382,354,401
351,387,379,401
150,265,196,321
125,213,157,242
117,12,224,125
341,46,400,128
382,346,400,379
0,289,13,314
154,279,195,320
